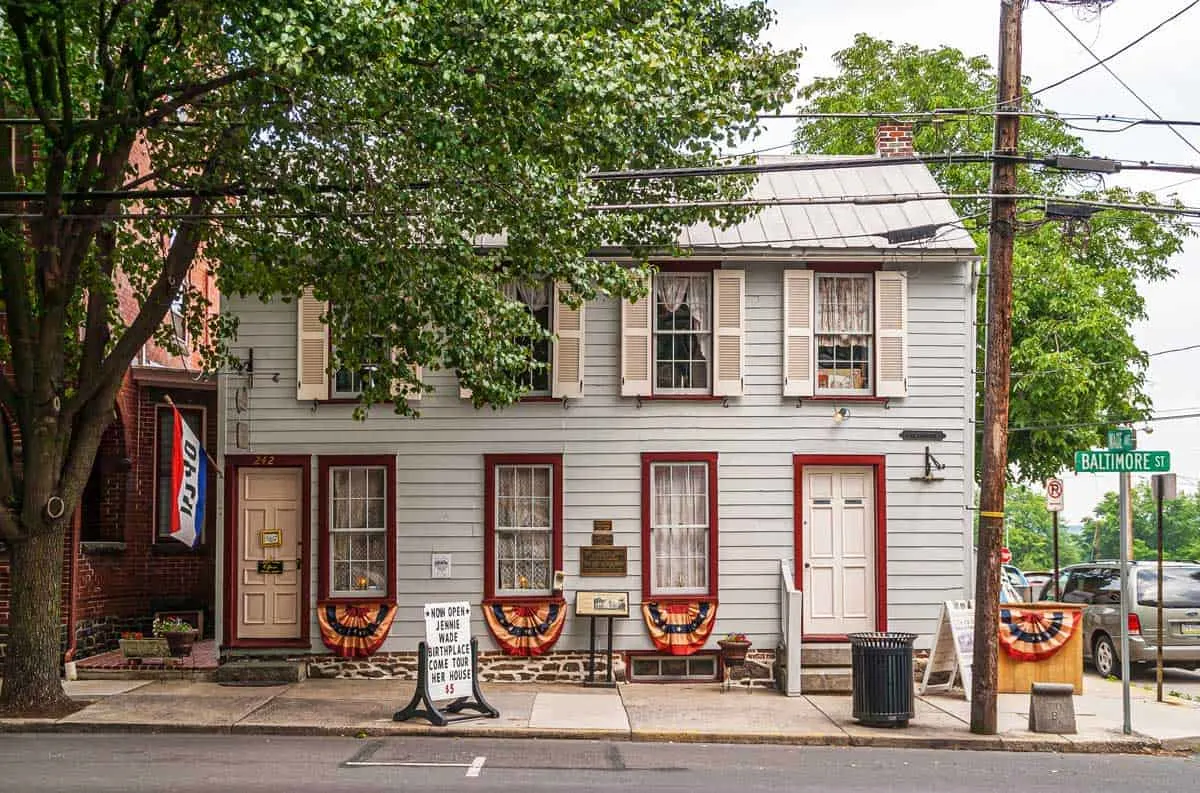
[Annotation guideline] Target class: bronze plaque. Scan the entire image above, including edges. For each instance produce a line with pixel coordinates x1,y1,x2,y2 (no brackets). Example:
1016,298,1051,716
579,546,627,577
257,560,285,575
590,533,614,546
592,519,613,532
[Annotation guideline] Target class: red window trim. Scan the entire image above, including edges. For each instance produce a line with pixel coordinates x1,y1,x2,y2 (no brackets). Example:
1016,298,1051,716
652,260,722,273
792,454,888,634
483,453,565,601
317,454,398,604
152,403,209,545
222,454,312,649
804,262,882,273
640,451,720,600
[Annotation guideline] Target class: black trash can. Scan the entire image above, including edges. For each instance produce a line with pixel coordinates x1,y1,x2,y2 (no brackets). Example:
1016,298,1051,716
847,632,917,727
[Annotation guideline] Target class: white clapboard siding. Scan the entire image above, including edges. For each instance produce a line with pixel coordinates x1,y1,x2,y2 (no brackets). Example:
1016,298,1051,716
552,282,584,399
875,271,909,398
712,269,745,397
781,269,814,397
296,288,328,401
620,275,653,397
222,260,973,653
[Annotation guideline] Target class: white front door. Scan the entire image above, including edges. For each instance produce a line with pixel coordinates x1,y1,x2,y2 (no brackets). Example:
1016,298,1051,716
802,466,876,635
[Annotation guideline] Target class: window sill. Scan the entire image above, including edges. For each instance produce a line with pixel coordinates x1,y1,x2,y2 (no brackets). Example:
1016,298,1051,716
483,594,564,605
805,395,891,404
80,541,127,555
635,395,723,402
317,596,396,607
517,395,559,403
644,594,719,604
151,542,207,556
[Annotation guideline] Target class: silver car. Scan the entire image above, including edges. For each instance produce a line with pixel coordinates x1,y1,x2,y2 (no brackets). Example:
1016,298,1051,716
1057,561,1200,678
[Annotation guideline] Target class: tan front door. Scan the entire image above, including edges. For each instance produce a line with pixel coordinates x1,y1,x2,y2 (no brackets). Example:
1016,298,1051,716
802,466,876,635
238,468,303,640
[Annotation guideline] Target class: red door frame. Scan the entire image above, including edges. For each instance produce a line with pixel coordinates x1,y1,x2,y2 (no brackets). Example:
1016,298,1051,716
793,454,888,641
223,454,312,649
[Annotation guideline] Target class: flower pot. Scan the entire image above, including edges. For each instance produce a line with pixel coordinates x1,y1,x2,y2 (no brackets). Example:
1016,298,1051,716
718,639,752,669
161,629,199,657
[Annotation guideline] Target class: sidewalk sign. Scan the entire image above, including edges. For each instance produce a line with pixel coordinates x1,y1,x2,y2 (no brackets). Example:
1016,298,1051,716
394,601,499,726
919,600,975,702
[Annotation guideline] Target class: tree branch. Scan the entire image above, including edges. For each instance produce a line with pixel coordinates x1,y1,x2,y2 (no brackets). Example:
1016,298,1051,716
3,3,59,135
76,225,115,390
143,67,263,127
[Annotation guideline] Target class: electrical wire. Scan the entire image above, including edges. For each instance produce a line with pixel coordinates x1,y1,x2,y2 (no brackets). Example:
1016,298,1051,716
1041,3,1200,159
974,343,1200,381
1029,0,1200,97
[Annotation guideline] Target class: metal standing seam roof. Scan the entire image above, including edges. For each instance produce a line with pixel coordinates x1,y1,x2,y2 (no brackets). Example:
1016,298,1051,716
675,155,976,253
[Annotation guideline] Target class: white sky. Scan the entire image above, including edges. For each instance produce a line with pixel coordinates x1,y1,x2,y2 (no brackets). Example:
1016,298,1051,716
750,0,1200,522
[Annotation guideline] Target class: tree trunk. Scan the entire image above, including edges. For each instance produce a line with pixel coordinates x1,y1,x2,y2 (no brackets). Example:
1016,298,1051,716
0,528,74,717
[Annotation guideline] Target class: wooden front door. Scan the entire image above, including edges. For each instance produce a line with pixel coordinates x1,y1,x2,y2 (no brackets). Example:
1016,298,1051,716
801,466,876,635
237,468,303,640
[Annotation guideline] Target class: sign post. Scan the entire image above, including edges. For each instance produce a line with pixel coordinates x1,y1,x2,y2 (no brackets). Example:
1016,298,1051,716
1151,474,1178,703
1075,433,1173,736
394,601,499,726
1045,477,1064,600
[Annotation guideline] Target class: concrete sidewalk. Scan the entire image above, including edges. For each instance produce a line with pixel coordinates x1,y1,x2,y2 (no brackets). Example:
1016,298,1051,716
1,677,1197,754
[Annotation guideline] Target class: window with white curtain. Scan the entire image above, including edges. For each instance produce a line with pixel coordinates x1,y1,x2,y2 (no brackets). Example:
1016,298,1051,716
329,466,387,595
816,273,873,394
649,461,710,595
654,273,712,393
494,464,553,594
504,281,552,395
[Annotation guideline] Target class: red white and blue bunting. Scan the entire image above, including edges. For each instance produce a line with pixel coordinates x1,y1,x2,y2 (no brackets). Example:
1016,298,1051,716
317,603,396,658
483,600,567,656
998,608,1081,662
641,601,717,656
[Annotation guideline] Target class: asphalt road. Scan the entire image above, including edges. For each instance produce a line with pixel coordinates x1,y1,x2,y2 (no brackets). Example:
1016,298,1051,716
0,734,1195,793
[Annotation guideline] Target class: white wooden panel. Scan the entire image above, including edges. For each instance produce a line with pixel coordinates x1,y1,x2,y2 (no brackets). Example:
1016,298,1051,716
713,269,745,397
620,275,652,396
875,271,908,398
782,269,814,396
552,282,584,399
296,289,328,401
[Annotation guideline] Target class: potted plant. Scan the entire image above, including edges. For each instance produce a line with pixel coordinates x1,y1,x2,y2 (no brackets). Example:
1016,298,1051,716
153,616,199,657
717,632,752,669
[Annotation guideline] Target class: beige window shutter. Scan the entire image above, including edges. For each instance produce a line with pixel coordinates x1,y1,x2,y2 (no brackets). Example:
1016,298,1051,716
458,375,473,401
620,274,653,397
390,352,422,402
782,270,815,397
551,282,585,399
874,270,908,398
712,269,745,397
296,287,329,401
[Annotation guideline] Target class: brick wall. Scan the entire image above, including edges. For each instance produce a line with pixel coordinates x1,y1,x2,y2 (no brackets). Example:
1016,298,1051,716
875,122,915,158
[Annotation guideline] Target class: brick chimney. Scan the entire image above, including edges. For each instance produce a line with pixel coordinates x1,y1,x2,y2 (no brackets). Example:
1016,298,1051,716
875,122,914,158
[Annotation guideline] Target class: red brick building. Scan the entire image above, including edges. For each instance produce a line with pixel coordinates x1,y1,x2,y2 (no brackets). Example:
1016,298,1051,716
0,143,218,664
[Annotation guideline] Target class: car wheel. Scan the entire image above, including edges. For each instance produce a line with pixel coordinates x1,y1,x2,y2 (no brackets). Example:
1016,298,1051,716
1094,634,1120,678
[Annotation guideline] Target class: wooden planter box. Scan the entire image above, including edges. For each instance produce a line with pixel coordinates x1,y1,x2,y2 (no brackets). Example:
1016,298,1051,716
997,603,1084,695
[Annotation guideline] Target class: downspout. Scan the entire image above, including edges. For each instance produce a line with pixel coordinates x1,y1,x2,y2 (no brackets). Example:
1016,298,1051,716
62,506,81,678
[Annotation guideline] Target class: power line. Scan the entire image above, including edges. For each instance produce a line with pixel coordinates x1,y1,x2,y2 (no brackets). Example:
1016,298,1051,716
975,343,1200,381
1041,3,1200,159
1030,0,1200,97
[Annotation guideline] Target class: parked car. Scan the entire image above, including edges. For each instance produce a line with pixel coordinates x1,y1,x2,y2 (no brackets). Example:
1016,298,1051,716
1024,570,1053,598
1002,564,1033,601
1057,561,1200,678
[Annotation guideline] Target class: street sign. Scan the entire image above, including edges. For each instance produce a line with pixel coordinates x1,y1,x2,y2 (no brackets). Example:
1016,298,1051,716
1045,477,1064,512
1152,473,1178,502
1107,429,1134,451
1074,450,1170,473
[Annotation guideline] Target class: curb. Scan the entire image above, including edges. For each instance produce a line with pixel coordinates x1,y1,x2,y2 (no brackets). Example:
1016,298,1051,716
2,718,1176,755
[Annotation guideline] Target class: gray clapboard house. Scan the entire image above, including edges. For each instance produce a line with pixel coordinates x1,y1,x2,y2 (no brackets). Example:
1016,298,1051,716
215,125,979,686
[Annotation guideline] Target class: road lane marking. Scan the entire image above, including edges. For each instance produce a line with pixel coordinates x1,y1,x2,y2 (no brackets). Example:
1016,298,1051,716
344,761,474,768
466,756,486,778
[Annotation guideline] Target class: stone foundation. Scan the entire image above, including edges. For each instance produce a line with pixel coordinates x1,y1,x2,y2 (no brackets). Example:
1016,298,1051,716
71,616,151,660
309,650,627,683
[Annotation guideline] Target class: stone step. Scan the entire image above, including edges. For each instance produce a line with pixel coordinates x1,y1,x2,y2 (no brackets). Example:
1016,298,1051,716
798,665,852,694
214,660,306,686
800,643,852,667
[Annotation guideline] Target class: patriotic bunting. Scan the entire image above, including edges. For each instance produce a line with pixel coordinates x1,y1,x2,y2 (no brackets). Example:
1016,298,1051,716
483,600,566,656
641,600,717,656
317,603,396,658
998,608,1081,662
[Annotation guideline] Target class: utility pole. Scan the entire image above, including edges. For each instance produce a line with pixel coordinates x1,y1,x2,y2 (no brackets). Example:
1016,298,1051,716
972,0,1023,736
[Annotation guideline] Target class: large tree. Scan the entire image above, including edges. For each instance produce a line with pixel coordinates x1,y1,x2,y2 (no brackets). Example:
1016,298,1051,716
793,35,1191,483
1082,483,1200,562
0,0,798,715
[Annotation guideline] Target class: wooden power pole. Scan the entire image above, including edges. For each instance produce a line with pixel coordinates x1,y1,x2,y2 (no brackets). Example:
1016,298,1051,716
972,0,1023,735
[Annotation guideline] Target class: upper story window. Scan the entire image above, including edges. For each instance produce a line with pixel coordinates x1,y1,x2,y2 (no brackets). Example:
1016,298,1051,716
504,281,552,396
654,273,712,394
816,274,872,395
331,333,387,399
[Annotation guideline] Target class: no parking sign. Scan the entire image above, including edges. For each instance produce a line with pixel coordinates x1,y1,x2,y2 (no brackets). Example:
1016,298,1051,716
1045,478,1064,513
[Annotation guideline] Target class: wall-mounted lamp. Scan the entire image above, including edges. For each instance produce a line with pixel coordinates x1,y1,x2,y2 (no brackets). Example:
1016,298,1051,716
832,406,850,424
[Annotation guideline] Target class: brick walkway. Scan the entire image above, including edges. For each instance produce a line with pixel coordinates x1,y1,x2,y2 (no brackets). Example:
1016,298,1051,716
75,639,218,674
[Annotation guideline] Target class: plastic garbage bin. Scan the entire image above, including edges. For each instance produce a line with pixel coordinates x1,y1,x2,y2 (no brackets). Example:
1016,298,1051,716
847,632,918,727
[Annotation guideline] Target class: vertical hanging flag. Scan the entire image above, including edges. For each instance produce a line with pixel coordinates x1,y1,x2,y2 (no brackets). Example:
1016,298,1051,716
170,406,206,547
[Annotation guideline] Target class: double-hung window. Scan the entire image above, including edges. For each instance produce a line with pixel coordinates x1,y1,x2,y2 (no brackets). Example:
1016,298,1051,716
484,454,563,599
653,273,712,393
505,281,553,396
331,334,387,399
815,274,873,394
642,453,718,598
327,465,388,595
